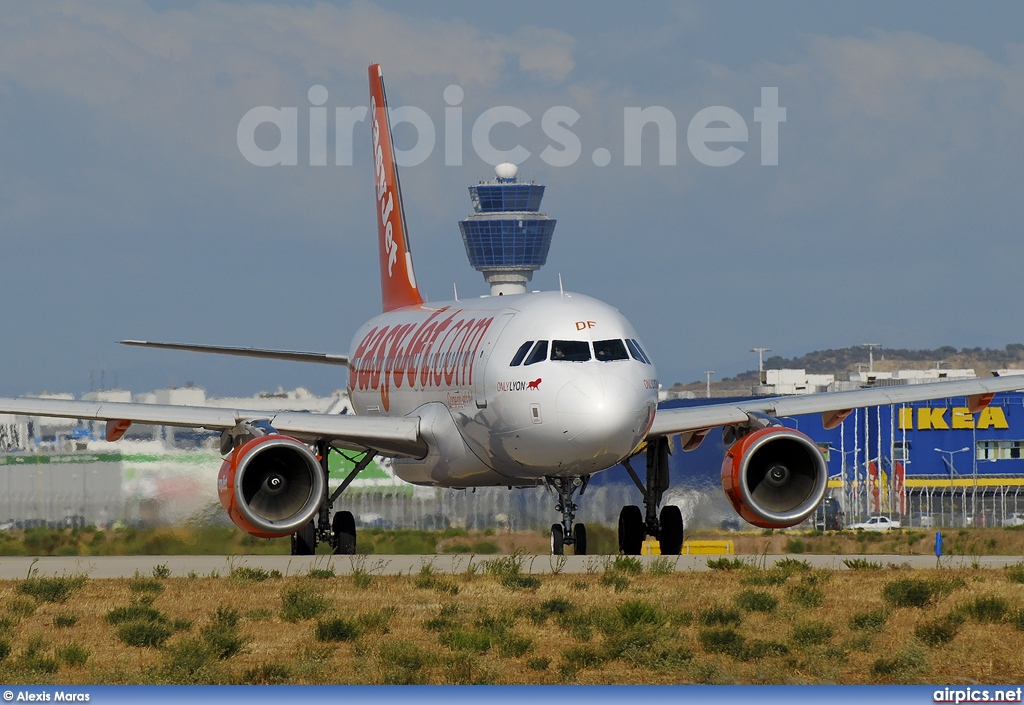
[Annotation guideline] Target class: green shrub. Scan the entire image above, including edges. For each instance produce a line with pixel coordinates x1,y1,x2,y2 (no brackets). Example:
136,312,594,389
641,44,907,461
871,644,927,682
244,662,291,684
0,639,11,662
56,642,89,667
152,563,172,579
734,589,778,613
128,571,165,594
560,644,605,673
230,566,277,582
358,607,397,635
739,639,789,661
707,557,748,571
848,608,888,632
599,572,630,592
212,605,240,629
785,538,807,554
787,582,825,608
1004,563,1024,584
106,603,165,626
1010,609,1024,631
8,596,37,618
529,597,574,624
647,557,676,575
526,656,550,670
915,613,964,647
53,612,79,628
117,620,173,648
698,605,742,626
775,557,813,573
201,623,245,659
307,567,335,579
607,556,643,576
161,636,219,683
843,558,882,570
697,627,745,657
378,640,429,685
280,582,331,622
315,617,362,642
960,595,1010,623
882,578,940,608
17,574,87,603
618,600,660,627
497,633,533,658
790,621,833,647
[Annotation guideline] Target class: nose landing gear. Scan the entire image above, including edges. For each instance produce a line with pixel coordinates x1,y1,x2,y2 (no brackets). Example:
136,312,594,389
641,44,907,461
546,475,590,555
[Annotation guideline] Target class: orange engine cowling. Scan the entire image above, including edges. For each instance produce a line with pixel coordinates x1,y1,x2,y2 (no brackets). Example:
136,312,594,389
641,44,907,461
721,427,828,529
217,434,326,538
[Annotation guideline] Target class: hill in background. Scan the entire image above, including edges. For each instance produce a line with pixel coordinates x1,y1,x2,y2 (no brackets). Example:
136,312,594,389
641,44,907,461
671,343,1024,393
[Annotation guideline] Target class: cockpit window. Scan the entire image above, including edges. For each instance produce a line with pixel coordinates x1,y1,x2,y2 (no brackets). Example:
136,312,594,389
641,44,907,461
625,338,652,365
509,341,533,366
524,340,548,366
551,340,591,362
594,339,629,362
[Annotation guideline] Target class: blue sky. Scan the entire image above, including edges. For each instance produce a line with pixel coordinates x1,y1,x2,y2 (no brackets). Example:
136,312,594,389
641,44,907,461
1,1,1023,397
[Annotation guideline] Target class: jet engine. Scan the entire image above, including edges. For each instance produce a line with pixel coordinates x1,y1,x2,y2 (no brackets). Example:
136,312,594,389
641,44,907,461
217,434,325,538
721,427,828,529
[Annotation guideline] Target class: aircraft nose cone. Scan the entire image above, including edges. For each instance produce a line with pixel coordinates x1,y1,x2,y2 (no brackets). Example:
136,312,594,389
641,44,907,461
555,374,649,469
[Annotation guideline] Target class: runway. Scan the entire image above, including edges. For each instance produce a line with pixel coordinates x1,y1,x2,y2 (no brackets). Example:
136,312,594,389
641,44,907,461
0,554,1020,579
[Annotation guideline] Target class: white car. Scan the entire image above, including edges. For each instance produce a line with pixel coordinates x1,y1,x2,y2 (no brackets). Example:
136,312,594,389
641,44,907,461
847,515,902,531
1003,513,1024,527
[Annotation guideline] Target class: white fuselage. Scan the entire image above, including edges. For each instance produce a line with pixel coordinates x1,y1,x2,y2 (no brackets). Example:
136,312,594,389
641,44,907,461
347,291,659,487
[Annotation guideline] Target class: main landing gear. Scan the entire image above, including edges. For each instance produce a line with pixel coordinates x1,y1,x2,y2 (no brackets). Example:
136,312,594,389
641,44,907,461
618,436,684,556
546,476,590,556
289,440,375,556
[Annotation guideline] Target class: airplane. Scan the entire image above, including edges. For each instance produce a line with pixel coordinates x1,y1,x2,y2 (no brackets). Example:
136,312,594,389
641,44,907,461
2,64,1023,556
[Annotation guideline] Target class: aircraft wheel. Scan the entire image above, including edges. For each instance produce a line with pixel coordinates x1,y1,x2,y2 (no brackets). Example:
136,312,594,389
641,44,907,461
550,524,565,555
618,505,644,555
659,505,684,556
291,520,316,556
573,523,588,555
332,511,356,555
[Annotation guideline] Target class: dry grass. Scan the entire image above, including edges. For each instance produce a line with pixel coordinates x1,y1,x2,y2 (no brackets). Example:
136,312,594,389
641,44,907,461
0,564,1020,684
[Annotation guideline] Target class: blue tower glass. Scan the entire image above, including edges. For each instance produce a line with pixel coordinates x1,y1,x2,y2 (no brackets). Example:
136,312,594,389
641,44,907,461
458,163,556,295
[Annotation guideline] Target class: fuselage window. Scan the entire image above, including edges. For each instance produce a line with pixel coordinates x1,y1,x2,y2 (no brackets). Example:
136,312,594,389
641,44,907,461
551,340,592,362
524,340,548,366
509,341,533,367
594,339,629,362
625,338,651,365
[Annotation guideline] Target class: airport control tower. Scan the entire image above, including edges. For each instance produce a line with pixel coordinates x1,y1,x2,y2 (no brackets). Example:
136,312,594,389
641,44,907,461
458,162,556,296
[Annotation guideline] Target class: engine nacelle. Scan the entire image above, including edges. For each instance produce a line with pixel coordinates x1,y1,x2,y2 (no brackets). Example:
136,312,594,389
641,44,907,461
721,427,828,529
217,434,325,538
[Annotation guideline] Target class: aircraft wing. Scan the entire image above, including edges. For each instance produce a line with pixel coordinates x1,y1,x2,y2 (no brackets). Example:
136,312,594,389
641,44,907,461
648,375,1024,438
120,340,349,366
0,397,423,457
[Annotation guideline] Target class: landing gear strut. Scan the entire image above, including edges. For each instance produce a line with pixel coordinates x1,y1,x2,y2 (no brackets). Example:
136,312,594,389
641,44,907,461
619,436,683,555
289,441,375,556
546,476,590,555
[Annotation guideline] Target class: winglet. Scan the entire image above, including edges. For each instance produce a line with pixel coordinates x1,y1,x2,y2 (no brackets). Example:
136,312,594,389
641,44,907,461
368,64,424,313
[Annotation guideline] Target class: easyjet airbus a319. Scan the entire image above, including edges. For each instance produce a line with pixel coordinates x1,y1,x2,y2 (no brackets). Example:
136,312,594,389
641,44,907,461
2,65,1022,555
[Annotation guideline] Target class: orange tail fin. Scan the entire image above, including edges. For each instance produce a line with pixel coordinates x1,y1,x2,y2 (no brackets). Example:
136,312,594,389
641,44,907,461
368,64,424,313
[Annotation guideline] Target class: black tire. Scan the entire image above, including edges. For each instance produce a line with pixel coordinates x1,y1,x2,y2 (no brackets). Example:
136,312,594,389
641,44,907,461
291,520,316,556
618,505,644,555
332,511,356,555
550,523,565,556
659,505,684,556
573,523,588,556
